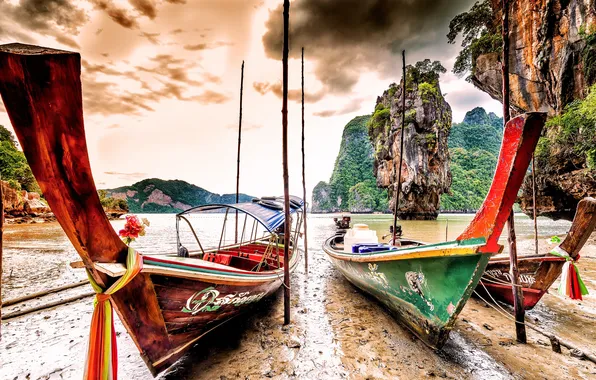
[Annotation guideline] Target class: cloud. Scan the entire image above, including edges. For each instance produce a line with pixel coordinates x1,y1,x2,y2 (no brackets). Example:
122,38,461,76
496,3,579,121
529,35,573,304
252,81,323,103
313,98,367,118
129,0,157,19
140,31,160,44
90,0,139,29
104,171,148,181
80,55,230,115
170,28,184,34
183,41,233,51
262,0,472,94
54,34,80,49
0,0,87,42
191,90,230,105
226,122,263,131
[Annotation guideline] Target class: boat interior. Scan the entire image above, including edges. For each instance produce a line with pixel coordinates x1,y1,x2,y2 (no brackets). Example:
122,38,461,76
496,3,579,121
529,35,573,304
171,197,304,273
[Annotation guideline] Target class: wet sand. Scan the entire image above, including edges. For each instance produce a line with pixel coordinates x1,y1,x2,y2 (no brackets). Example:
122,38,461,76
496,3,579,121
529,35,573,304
1,216,596,379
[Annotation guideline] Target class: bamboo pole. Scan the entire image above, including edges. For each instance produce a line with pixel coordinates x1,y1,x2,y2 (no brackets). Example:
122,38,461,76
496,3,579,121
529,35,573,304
532,156,538,254
392,50,406,244
2,291,95,320
235,61,245,244
282,0,291,325
502,0,526,343
1,176,4,338
2,280,89,307
301,47,309,273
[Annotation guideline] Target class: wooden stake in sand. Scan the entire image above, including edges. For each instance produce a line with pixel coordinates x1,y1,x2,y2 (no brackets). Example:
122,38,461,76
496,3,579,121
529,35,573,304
502,0,526,343
281,0,291,325
301,47,309,272
392,50,406,245
235,61,245,243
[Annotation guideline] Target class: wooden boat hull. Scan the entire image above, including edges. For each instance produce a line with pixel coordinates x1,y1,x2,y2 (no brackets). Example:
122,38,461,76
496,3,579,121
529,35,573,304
94,247,301,374
0,44,303,376
477,197,596,310
324,238,491,349
478,255,565,309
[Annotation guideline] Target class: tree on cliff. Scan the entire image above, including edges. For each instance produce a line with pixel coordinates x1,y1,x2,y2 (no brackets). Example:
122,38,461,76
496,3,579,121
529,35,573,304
0,124,39,192
447,0,501,78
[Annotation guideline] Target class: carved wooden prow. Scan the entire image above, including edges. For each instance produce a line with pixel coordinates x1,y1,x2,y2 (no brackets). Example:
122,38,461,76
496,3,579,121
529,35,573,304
0,44,125,272
560,197,596,259
0,43,171,374
457,112,546,252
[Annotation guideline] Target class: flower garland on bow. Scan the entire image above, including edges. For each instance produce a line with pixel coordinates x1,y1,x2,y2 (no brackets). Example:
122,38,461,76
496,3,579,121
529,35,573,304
84,215,149,380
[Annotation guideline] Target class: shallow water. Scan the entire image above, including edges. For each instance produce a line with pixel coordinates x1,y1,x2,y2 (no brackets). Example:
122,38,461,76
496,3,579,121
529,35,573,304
1,213,595,379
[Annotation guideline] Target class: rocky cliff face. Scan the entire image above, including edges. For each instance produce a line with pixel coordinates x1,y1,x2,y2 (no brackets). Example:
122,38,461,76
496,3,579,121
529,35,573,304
471,0,596,220
1,180,53,223
474,0,595,115
369,61,452,220
311,116,388,213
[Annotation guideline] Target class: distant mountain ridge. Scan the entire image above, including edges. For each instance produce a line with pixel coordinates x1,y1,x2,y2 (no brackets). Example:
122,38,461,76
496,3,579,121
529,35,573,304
106,178,254,213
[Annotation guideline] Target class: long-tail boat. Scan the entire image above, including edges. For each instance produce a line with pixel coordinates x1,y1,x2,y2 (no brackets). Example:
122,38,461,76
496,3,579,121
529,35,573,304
0,43,303,376
323,111,546,349
477,197,596,309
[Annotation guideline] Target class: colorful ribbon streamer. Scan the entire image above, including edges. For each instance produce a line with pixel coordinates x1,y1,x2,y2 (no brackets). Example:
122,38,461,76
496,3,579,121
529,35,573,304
84,247,143,380
549,248,589,300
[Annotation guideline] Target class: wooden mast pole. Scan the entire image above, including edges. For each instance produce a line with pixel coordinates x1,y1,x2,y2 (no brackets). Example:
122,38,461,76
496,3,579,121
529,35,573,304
301,47,309,272
0,175,3,338
392,50,406,244
235,61,245,243
532,157,538,254
282,0,291,325
502,0,527,343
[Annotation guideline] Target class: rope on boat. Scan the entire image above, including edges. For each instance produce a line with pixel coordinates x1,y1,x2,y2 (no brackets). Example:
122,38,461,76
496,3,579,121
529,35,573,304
473,282,596,364
480,273,523,288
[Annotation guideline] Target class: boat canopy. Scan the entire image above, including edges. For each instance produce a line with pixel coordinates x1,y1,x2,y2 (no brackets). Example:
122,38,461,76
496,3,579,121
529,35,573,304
177,196,304,233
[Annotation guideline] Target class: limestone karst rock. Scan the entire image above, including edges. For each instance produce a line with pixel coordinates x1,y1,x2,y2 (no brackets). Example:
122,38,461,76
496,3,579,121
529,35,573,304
369,60,452,220
469,0,596,220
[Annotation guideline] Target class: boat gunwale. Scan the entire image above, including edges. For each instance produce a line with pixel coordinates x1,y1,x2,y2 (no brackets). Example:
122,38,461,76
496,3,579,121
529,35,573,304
323,236,489,262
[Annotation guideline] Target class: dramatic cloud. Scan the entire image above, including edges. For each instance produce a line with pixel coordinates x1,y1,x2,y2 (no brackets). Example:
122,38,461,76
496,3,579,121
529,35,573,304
91,0,139,29
129,0,157,19
262,0,472,94
252,81,324,103
0,0,87,45
81,54,229,115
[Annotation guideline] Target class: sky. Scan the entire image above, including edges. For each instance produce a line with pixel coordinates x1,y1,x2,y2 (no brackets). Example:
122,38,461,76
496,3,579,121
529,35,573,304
0,0,501,201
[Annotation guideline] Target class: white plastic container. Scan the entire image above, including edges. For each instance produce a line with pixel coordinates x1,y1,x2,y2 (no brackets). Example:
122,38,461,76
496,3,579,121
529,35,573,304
343,224,378,253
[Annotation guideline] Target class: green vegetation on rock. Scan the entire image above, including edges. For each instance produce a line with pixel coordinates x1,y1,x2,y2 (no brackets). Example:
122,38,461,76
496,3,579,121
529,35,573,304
441,107,503,211
447,0,501,78
312,116,388,213
0,125,39,193
542,84,596,169
107,178,254,213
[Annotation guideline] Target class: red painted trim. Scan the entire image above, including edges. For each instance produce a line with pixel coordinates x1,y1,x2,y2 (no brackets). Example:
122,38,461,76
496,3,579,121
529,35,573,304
458,113,546,253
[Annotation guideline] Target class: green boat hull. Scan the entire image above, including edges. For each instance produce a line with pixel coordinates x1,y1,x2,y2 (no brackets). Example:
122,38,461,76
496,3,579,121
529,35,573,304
328,252,490,348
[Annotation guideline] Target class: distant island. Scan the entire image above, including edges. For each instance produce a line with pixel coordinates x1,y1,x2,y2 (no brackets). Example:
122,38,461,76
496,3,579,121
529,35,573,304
105,178,254,213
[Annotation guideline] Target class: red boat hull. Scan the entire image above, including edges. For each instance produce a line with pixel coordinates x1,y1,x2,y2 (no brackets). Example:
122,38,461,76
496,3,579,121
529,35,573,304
477,255,565,310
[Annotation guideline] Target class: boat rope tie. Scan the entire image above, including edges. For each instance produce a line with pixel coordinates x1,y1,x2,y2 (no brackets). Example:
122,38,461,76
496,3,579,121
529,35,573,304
548,246,589,300
84,247,143,380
